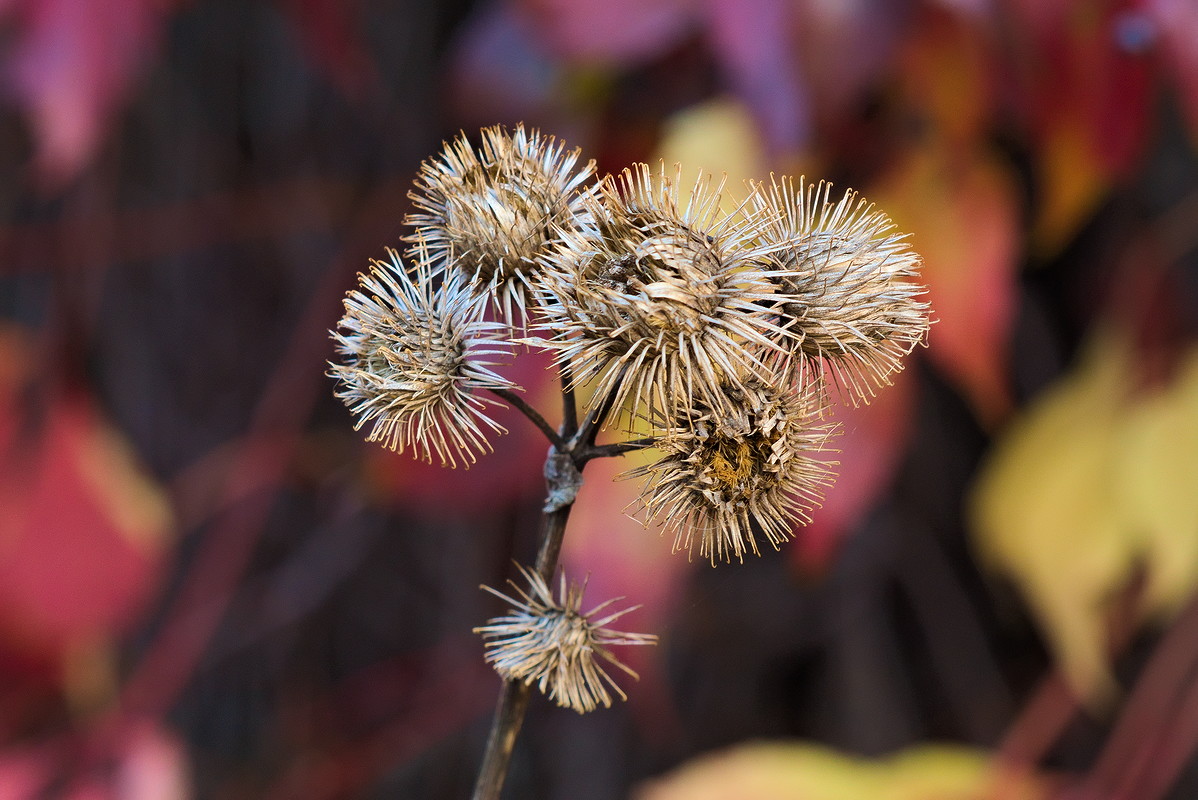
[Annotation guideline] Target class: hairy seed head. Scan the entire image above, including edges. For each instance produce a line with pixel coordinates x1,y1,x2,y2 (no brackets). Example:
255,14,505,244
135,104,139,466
626,375,837,563
405,124,596,324
329,246,518,468
535,163,787,423
474,565,657,714
751,176,931,402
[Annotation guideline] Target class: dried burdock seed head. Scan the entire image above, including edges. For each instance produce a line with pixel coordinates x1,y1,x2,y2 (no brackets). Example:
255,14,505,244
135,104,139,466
329,245,518,468
751,176,931,402
405,124,597,324
535,162,786,423
626,375,837,564
474,564,657,714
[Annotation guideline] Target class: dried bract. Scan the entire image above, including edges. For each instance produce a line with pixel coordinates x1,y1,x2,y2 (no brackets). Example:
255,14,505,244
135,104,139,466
405,124,596,323
536,163,786,422
752,176,930,401
474,565,657,714
330,246,517,468
627,376,837,563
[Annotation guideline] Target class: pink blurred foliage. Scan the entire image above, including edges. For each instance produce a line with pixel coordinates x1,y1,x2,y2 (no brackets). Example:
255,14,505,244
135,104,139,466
872,141,1021,425
560,453,688,649
0,0,174,185
560,453,689,738
0,392,167,661
363,347,557,518
514,0,695,66
0,0,382,187
702,0,810,153
793,369,917,574
0,720,188,800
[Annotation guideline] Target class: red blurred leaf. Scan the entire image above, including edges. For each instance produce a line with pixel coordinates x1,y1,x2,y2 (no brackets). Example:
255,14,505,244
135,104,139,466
1148,0,1198,143
278,0,379,100
899,7,996,144
0,330,173,665
1,0,173,183
1017,0,1154,252
561,449,688,737
0,744,53,799
561,452,686,637
792,369,915,574
869,142,1020,424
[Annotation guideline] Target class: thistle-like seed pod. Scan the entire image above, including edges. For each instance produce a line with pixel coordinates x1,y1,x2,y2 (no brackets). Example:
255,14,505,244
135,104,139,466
405,124,597,324
626,376,837,564
474,565,657,714
329,246,518,468
535,163,787,423
752,176,930,401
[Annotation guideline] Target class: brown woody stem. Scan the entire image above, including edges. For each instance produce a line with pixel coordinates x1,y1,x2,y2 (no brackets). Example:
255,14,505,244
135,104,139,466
471,377,626,800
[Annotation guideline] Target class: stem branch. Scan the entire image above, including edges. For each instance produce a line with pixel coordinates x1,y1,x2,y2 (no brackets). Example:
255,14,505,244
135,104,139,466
490,387,566,450
471,374,650,800
576,437,656,465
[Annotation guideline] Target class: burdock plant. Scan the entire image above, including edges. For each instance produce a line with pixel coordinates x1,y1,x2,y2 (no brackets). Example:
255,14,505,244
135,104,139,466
329,124,930,799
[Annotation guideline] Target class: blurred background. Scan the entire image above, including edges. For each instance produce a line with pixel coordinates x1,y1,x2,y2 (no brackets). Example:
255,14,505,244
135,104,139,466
2,0,1198,797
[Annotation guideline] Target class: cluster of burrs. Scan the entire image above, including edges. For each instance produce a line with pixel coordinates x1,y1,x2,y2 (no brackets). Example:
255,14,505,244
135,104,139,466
330,124,929,712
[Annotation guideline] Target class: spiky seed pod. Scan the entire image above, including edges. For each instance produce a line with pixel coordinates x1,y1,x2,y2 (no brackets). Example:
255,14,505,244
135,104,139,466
405,124,597,324
329,246,518,468
751,176,931,402
626,375,837,564
534,163,787,424
474,564,657,714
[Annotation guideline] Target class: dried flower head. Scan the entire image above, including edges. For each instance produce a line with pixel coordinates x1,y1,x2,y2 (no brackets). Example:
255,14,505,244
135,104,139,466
330,246,518,468
405,124,596,323
535,163,786,422
752,176,930,401
627,375,837,563
474,564,657,714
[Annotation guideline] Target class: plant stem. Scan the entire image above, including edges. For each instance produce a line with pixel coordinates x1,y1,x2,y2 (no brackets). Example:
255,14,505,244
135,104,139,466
471,376,627,800
490,387,566,450
559,365,578,434
576,437,655,465
467,366,589,800
472,500,574,800
471,364,640,800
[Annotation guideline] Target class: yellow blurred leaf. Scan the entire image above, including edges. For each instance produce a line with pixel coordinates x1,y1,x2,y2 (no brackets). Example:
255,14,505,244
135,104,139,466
654,96,768,207
971,331,1198,702
1115,350,1198,615
970,330,1133,701
635,742,1046,800
77,411,174,550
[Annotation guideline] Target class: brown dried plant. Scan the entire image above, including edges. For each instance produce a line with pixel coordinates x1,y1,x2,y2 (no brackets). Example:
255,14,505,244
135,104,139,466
329,125,930,800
